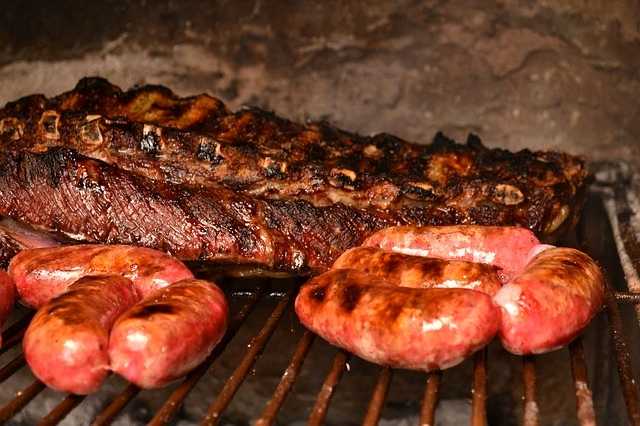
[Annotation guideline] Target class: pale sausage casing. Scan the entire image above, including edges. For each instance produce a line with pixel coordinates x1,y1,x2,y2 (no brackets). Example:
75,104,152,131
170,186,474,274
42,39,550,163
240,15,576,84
494,247,604,355
333,247,501,296
109,279,229,388
295,269,499,371
9,244,193,308
362,225,540,281
23,275,139,394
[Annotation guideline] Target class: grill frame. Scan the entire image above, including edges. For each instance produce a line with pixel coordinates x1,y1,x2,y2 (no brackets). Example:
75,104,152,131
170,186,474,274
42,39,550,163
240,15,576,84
0,186,639,425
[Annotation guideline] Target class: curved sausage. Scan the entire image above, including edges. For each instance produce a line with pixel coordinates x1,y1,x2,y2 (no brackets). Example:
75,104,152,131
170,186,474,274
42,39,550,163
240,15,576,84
494,247,604,355
333,247,502,296
361,225,540,282
0,271,15,346
295,269,499,371
9,245,194,308
108,279,228,388
23,275,139,394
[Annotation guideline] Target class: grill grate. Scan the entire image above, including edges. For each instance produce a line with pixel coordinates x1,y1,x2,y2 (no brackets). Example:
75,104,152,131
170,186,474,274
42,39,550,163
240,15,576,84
0,191,639,425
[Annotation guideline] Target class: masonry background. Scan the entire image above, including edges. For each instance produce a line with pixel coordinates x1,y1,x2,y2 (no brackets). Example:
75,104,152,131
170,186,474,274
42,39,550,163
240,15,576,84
1,1,640,425
1,0,640,162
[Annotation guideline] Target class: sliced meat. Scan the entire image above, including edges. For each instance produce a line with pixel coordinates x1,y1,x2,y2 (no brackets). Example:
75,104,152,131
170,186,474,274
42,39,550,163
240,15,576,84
23,275,139,394
0,217,62,269
362,225,540,281
295,269,499,371
494,247,605,354
8,244,194,308
333,246,501,295
109,279,228,388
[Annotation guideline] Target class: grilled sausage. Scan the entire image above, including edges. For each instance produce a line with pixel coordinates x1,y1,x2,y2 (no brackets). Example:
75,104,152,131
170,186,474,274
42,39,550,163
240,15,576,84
494,247,604,354
109,279,228,388
295,269,499,371
333,247,502,296
0,270,15,346
361,225,540,282
23,275,139,394
9,245,193,308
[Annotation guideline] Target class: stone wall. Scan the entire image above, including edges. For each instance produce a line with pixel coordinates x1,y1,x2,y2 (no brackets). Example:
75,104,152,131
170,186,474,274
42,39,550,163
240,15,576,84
1,0,639,163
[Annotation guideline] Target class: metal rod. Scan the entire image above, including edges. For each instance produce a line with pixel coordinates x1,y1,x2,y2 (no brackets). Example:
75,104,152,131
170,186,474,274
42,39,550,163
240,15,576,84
0,353,26,384
147,288,265,426
603,279,640,425
471,349,488,426
307,351,350,426
0,312,34,356
38,394,86,426
522,356,539,426
569,339,596,426
614,292,640,304
201,292,294,426
361,367,392,426
419,371,441,426
255,330,316,426
0,380,46,422
90,384,140,426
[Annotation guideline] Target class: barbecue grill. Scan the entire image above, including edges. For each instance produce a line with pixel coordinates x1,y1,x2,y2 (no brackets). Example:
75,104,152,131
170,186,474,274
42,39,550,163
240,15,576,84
0,163,638,425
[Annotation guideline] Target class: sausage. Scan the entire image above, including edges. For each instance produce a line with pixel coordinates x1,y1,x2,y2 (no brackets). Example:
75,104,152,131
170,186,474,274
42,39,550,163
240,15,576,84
361,225,540,282
295,269,499,371
108,279,228,388
0,270,15,346
8,245,194,308
494,247,604,355
333,247,502,296
23,275,139,394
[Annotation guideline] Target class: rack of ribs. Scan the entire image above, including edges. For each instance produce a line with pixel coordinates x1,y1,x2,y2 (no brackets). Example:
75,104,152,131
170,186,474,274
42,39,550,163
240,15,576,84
0,78,588,274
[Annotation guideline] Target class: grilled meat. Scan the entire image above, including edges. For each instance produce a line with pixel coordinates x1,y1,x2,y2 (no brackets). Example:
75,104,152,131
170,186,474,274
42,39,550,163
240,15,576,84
0,78,587,240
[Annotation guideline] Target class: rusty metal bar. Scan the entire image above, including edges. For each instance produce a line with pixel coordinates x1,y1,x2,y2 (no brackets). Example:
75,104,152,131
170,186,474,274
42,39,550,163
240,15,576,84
201,291,294,426
0,353,25,384
569,339,596,426
603,279,640,425
0,312,33,356
307,350,350,426
361,367,392,426
471,349,488,426
255,330,316,426
147,288,265,426
91,384,140,426
38,394,86,426
419,371,441,426
0,380,46,422
522,356,539,426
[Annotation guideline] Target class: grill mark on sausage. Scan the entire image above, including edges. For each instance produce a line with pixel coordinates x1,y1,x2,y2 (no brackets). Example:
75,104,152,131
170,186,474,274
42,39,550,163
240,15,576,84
340,284,363,312
310,286,326,303
129,303,176,318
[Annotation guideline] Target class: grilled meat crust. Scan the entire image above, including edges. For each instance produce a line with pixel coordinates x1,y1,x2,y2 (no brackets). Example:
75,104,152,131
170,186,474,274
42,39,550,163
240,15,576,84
0,78,588,238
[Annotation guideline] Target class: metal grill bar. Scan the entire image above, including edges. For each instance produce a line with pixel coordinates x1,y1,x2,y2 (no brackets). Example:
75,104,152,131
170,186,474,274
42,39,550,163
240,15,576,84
419,371,441,426
146,287,265,426
569,338,596,426
201,291,293,426
38,394,85,426
0,380,46,422
0,353,25,384
471,349,488,426
615,292,640,304
522,357,539,426
0,312,33,356
307,351,349,426
361,367,392,426
602,279,640,425
91,384,140,426
255,330,316,426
